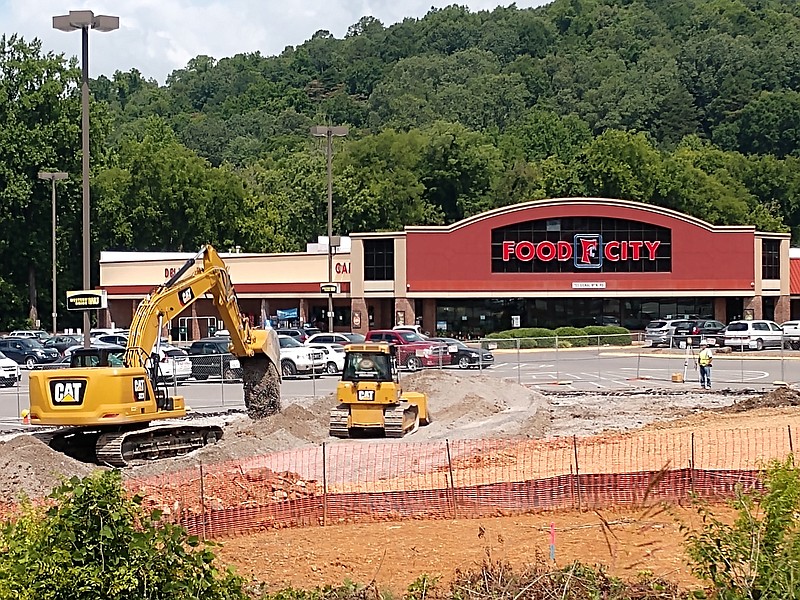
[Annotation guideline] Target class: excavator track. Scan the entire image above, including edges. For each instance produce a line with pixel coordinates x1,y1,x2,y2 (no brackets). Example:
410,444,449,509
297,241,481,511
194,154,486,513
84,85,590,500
329,406,351,438
384,404,419,438
95,424,224,467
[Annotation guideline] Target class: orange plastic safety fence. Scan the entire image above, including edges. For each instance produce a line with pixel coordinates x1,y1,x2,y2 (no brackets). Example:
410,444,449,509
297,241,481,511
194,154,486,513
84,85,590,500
122,424,799,538
4,424,797,536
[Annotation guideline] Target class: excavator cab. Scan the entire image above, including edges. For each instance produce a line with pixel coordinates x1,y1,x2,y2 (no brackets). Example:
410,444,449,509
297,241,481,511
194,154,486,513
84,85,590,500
330,342,430,438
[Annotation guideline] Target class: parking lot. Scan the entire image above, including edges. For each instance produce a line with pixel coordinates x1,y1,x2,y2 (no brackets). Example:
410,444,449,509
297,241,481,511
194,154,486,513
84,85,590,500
1,345,798,432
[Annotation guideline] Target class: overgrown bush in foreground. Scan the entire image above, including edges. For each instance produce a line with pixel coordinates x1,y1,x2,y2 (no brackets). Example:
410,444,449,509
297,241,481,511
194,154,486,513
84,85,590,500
685,457,800,599
0,470,247,600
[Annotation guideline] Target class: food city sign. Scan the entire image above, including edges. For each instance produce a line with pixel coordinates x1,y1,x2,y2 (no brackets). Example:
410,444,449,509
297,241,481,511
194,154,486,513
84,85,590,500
501,234,661,269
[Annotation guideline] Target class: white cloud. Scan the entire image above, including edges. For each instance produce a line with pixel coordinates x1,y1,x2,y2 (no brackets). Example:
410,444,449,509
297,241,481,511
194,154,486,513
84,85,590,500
0,0,550,84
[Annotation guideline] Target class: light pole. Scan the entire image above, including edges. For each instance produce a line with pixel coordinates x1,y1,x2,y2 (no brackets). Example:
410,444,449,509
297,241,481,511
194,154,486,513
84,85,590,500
53,10,119,347
311,125,348,334
38,171,69,335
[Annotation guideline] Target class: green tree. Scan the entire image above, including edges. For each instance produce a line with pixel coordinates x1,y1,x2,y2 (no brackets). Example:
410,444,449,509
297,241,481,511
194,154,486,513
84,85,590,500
0,470,246,600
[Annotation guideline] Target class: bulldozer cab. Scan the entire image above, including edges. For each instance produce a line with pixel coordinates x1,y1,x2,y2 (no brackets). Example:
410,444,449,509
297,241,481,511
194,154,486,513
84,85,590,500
341,343,396,383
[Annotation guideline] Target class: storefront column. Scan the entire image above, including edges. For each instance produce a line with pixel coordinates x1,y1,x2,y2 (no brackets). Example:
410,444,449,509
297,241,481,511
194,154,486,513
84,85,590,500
713,298,727,323
422,299,436,334
259,299,270,327
351,297,368,335
394,298,415,328
299,298,308,326
191,303,200,340
775,295,791,324
744,296,762,320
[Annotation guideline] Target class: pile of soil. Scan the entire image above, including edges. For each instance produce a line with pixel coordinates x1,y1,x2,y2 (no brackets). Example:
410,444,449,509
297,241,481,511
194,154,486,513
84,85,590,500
0,436,97,502
723,386,800,413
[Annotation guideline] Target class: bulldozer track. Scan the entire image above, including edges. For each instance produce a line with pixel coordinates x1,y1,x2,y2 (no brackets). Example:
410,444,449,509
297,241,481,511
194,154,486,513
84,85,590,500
384,404,419,438
329,406,351,438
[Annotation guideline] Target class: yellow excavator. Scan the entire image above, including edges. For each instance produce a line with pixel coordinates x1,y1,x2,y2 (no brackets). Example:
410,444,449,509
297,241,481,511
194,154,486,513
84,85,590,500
27,245,281,466
330,342,430,438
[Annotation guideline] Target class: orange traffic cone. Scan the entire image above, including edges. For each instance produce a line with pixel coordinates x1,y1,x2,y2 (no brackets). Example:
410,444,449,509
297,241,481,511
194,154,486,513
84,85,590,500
21,409,29,425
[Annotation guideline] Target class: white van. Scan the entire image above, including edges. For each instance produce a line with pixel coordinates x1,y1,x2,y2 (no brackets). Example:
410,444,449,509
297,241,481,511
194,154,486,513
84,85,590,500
723,320,784,350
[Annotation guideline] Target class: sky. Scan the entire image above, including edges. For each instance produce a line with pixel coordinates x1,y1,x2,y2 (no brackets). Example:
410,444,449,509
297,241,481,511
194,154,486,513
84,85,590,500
1,0,551,84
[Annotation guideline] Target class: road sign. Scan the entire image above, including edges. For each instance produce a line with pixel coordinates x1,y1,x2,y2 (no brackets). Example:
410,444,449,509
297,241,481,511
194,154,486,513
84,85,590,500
320,283,339,294
66,290,108,311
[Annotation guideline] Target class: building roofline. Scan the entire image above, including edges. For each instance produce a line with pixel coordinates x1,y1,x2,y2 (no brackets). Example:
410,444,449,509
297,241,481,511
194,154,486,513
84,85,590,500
404,197,759,234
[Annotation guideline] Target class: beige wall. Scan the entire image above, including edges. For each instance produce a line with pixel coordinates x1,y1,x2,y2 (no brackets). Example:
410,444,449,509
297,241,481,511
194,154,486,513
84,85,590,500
101,252,351,289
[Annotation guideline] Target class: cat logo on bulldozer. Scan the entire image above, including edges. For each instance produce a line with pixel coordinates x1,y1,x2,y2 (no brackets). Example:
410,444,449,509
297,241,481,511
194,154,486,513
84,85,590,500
357,390,375,402
50,380,85,405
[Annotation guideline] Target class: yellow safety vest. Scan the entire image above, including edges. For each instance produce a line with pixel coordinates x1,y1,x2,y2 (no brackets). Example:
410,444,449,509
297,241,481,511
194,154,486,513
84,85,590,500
698,349,712,366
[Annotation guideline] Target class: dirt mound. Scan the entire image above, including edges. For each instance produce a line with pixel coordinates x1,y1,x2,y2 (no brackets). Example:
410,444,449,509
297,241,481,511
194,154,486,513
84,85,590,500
724,386,800,413
399,370,550,440
0,435,97,502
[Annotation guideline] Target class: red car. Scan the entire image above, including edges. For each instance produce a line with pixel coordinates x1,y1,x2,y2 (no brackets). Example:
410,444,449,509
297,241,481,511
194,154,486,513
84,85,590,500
364,329,452,370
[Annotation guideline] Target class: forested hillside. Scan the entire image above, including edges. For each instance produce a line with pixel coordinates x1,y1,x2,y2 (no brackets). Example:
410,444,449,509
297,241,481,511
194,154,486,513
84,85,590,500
2,0,800,327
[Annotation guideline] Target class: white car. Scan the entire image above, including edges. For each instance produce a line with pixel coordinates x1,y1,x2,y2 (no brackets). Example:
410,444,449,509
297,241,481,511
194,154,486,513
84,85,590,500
278,335,325,377
724,320,784,350
152,344,192,382
9,330,50,341
0,351,20,387
307,343,346,374
305,332,366,347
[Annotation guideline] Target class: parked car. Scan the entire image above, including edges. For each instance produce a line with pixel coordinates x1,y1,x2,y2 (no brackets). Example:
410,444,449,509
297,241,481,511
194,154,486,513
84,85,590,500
305,332,366,346
0,351,21,386
644,319,695,347
0,337,60,368
307,343,346,374
32,355,73,370
430,337,494,369
781,320,800,350
278,335,325,377
64,339,123,358
92,333,129,346
364,329,451,370
8,329,51,341
392,324,425,335
673,319,727,347
152,344,192,383
723,320,784,350
42,334,83,355
276,327,321,343
187,337,242,381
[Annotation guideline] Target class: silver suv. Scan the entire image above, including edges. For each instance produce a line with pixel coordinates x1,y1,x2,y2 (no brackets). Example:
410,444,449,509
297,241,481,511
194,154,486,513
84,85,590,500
644,319,695,347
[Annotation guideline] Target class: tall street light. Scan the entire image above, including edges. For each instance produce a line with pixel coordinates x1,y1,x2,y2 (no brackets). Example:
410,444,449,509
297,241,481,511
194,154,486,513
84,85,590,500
38,171,69,335
311,125,348,334
53,10,119,347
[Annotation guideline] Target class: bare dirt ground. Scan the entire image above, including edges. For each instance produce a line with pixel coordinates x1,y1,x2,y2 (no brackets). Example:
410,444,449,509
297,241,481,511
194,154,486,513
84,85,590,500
1,372,799,593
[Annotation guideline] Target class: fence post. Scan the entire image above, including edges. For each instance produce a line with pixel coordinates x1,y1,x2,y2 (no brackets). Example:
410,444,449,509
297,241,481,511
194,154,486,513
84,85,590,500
219,354,225,407
199,462,207,540
516,338,521,385
690,432,695,497
781,336,786,383
446,439,458,519
572,435,581,511
636,340,642,380
555,335,559,384
789,425,794,455
322,442,328,526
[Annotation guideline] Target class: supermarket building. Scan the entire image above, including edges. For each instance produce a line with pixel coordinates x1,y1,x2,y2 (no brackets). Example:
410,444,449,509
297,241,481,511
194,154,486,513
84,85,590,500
98,197,794,339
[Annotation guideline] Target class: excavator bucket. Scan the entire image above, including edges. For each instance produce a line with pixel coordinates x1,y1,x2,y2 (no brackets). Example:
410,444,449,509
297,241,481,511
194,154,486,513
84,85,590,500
241,328,282,419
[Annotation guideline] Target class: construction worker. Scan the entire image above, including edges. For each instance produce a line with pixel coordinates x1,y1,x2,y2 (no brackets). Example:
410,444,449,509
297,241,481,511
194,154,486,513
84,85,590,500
697,341,713,389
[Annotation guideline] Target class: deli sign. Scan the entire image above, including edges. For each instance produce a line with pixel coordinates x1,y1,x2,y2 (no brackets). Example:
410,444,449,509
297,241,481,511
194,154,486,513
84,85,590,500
501,235,661,269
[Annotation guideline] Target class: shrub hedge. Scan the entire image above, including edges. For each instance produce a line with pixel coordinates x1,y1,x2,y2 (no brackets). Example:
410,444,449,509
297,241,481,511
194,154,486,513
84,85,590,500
485,325,632,348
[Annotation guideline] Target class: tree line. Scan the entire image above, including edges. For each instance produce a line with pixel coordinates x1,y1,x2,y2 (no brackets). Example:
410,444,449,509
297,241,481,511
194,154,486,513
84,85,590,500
1,0,800,328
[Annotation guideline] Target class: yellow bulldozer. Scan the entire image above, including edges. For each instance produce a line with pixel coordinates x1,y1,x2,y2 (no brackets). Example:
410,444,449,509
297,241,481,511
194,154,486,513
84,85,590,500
329,342,430,438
